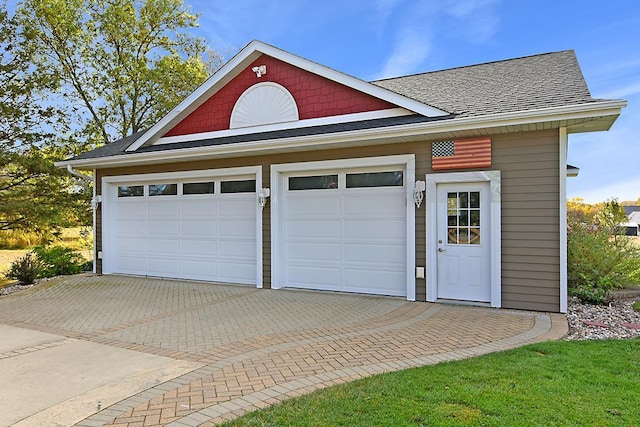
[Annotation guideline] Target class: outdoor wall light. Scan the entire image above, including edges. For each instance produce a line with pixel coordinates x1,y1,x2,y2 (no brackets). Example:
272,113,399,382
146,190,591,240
252,65,267,78
258,188,270,209
413,180,426,208
91,195,102,210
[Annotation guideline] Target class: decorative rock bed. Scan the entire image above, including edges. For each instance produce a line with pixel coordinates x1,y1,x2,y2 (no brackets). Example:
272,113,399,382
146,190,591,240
566,296,640,340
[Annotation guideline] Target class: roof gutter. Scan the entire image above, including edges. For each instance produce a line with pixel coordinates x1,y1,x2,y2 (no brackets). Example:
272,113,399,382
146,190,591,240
66,164,93,181
56,100,627,170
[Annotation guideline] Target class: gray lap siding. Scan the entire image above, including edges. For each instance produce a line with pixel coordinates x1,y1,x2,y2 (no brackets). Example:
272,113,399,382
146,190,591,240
95,128,561,312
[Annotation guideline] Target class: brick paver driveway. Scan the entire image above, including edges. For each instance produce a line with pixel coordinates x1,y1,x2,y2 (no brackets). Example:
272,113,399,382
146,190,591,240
0,275,567,426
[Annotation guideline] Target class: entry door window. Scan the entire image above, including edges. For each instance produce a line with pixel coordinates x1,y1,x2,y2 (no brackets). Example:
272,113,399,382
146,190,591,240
447,191,480,245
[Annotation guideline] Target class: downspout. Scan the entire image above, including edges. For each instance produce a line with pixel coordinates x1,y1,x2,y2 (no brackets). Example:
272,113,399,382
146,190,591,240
559,128,568,313
66,165,98,274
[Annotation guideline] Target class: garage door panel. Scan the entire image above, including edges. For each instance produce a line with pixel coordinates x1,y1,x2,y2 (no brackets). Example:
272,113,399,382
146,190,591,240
218,240,256,258
219,220,256,237
344,268,405,295
218,198,255,216
286,196,340,216
344,243,405,264
288,266,341,287
147,202,179,217
182,240,217,256
181,199,216,217
117,203,145,217
344,219,405,240
147,238,180,254
287,220,341,238
182,221,217,237
219,262,257,284
344,194,405,217
148,257,180,275
117,237,146,252
117,256,147,275
181,260,218,279
287,242,341,261
117,220,146,235
148,220,180,235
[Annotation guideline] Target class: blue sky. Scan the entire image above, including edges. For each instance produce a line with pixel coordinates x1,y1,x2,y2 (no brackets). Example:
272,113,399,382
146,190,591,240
187,0,640,203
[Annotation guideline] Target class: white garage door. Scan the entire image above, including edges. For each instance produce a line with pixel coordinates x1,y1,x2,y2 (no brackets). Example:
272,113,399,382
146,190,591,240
283,169,407,296
111,178,257,284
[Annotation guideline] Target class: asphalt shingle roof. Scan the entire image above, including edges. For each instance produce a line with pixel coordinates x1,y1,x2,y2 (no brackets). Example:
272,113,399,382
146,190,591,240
372,50,596,118
68,50,605,162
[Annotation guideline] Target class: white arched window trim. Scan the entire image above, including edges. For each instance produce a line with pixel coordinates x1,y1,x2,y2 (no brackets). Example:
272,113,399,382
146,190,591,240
230,82,299,129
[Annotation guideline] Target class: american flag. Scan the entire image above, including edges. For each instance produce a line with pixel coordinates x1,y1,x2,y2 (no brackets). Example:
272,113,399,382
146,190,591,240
431,138,492,170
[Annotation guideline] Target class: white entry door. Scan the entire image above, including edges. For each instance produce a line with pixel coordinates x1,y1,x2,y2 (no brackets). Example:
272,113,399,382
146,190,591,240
436,182,491,302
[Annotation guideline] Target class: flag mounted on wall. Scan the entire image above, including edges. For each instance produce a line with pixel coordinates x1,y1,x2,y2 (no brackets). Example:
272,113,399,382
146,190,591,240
431,137,492,170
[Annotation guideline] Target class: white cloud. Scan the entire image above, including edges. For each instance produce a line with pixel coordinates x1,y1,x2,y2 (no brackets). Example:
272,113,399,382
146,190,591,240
597,81,640,99
373,32,431,79
372,0,500,79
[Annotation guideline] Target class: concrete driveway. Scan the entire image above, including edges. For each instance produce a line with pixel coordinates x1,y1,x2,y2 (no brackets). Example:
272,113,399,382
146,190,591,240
0,275,567,426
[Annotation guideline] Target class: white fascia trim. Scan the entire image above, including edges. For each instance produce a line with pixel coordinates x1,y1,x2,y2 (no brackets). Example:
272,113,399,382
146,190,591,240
425,171,501,308
270,154,416,301
155,108,412,145
101,166,264,288
59,100,625,170
559,127,568,313
250,42,448,118
125,40,449,152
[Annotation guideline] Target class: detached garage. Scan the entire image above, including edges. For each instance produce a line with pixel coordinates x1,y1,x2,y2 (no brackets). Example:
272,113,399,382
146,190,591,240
57,40,626,313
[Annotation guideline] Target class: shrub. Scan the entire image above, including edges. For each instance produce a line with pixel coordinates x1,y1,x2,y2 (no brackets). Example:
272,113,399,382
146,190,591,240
5,252,42,285
33,245,88,278
567,199,640,304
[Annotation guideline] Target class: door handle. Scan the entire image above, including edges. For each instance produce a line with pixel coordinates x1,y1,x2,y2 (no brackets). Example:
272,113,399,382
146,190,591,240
438,248,445,253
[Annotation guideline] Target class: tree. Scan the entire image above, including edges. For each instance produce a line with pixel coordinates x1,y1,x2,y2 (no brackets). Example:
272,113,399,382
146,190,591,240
19,0,220,149
0,1,89,233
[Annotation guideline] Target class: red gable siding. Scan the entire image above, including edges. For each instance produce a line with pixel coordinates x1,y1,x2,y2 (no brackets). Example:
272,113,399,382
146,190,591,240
165,54,396,137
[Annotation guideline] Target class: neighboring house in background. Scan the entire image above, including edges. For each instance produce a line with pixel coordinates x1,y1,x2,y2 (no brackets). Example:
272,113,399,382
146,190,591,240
623,206,640,236
56,41,626,313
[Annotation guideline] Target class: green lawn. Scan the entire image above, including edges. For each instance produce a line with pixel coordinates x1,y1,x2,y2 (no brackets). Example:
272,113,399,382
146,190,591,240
222,339,639,426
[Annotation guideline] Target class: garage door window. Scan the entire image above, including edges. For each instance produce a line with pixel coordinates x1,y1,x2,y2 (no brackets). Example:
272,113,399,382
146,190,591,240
183,182,214,195
118,185,144,197
221,179,256,193
149,183,178,196
289,174,338,190
346,171,403,188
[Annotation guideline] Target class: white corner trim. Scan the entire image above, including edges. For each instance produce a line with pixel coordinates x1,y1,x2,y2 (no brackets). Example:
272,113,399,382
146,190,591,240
425,170,501,307
101,166,264,288
270,154,416,300
559,127,568,313
125,40,449,152
154,108,412,146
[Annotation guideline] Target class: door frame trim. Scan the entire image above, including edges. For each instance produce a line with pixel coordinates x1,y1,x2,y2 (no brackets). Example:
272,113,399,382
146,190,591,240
426,170,501,307
101,166,264,287
271,154,416,300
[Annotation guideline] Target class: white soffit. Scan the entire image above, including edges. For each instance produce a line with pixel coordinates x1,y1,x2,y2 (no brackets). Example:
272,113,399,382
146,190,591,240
125,40,449,153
